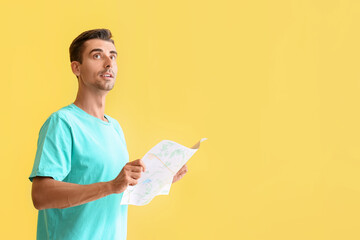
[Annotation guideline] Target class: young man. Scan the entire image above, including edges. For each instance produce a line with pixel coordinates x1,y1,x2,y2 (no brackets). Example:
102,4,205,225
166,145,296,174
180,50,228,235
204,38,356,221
29,29,187,240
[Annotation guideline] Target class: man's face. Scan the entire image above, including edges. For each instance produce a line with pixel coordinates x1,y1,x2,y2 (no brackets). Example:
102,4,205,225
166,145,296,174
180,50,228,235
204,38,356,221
74,39,118,92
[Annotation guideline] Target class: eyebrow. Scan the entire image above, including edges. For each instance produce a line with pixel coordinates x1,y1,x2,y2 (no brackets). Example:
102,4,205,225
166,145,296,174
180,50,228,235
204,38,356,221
89,48,118,56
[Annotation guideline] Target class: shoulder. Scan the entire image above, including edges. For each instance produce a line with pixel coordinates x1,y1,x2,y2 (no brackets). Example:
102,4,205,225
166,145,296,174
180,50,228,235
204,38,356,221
35,106,74,143
53,105,76,122
40,105,74,132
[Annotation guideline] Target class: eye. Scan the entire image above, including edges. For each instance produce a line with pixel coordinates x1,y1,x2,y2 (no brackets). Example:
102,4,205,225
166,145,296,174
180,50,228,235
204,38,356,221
110,55,117,60
93,54,101,59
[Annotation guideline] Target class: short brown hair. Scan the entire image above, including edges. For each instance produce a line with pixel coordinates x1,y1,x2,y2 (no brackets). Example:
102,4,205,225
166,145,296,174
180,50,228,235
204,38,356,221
69,29,114,63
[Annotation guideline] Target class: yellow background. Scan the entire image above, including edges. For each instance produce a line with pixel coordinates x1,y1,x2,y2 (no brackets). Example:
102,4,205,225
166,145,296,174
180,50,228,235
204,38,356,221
1,0,360,239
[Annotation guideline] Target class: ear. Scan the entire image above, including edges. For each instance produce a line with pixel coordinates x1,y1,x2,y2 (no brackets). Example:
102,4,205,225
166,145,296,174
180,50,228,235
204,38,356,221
71,61,81,77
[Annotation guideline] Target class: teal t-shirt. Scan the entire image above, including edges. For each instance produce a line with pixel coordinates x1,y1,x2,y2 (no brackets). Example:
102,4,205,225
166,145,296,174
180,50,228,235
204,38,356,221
29,103,129,240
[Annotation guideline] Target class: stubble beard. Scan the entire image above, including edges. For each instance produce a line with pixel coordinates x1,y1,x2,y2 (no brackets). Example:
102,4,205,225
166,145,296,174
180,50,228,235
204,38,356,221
95,78,115,91
95,75,115,91
96,70,116,91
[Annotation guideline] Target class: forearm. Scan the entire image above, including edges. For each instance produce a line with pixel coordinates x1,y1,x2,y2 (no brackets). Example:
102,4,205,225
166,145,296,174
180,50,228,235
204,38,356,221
32,177,114,210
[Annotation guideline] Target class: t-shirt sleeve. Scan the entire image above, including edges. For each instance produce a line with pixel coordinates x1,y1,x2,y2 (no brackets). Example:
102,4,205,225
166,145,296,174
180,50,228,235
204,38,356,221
29,113,72,182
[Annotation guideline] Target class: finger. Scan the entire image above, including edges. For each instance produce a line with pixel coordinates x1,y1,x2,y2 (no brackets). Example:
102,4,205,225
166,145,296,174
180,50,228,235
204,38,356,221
129,166,143,173
129,159,141,165
177,165,187,175
179,168,188,177
179,164,187,172
139,159,146,172
128,179,138,186
130,159,146,172
179,172,186,179
129,172,142,180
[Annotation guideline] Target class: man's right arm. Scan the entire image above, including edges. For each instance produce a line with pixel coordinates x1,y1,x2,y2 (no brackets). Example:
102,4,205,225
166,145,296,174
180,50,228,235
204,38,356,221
31,159,146,210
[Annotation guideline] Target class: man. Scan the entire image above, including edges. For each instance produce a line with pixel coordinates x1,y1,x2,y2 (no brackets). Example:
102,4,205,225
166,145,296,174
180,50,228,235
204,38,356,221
29,29,187,240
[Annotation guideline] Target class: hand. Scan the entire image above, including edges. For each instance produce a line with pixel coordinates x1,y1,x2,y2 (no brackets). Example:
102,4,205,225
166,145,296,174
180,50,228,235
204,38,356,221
172,164,188,184
110,159,146,194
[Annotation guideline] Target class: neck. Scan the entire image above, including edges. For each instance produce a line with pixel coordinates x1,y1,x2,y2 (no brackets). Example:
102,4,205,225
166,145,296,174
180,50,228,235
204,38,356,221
73,87,108,122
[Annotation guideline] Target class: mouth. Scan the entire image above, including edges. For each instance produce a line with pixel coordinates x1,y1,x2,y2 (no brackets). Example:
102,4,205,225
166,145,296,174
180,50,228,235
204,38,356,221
100,72,114,79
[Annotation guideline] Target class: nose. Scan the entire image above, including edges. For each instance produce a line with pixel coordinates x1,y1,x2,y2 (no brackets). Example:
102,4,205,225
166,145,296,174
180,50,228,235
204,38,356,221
104,56,113,69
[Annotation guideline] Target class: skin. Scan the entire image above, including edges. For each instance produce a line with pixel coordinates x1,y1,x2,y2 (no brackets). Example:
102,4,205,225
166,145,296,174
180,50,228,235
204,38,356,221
31,39,187,210
71,39,118,121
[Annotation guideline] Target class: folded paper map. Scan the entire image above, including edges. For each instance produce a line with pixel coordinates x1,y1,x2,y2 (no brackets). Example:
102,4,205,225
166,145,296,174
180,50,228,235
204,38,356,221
120,138,207,206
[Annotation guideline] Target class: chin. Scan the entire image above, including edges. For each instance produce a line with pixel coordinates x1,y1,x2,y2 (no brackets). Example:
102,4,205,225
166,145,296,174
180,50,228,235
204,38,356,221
95,81,115,91
98,86,114,91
